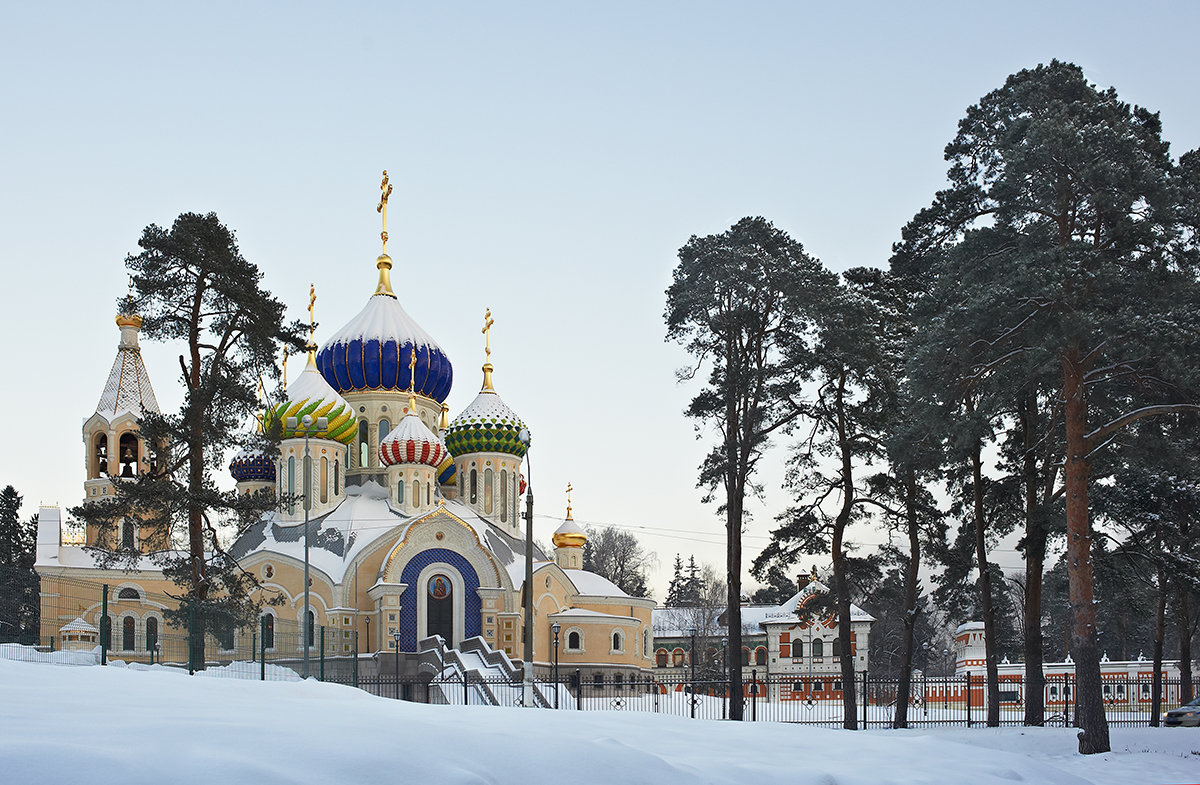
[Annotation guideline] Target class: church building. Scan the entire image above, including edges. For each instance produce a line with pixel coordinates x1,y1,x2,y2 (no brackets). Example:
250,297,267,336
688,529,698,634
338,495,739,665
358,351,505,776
34,174,656,683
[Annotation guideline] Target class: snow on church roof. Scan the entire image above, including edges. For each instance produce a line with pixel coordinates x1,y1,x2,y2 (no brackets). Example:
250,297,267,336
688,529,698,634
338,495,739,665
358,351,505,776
94,316,159,422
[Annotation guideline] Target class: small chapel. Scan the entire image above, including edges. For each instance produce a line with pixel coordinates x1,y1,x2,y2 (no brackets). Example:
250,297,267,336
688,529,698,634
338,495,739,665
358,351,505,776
34,174,655,683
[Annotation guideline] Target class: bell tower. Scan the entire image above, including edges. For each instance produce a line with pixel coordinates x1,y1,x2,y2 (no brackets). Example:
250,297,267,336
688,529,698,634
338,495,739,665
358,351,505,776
81,307,161,550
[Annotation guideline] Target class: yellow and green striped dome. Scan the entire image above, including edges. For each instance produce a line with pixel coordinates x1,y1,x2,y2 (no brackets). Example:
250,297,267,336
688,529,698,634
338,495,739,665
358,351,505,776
265,353,357,445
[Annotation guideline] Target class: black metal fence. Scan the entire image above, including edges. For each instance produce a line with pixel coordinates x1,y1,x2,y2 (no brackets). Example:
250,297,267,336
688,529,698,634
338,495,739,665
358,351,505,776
8,576,1194,727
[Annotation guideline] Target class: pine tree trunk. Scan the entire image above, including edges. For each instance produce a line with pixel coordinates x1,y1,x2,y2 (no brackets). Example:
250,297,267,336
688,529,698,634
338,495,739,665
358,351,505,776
1020,395,1046,726
725,335,744,721
1062,345,1110,754
833,370,858,730
1178,585,1194,703
893,469,920,729
970,438,1001,726
187,288,209,672
1150,565,1165,726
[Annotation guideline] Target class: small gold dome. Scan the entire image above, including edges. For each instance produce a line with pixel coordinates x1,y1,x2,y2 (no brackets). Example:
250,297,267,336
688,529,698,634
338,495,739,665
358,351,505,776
115,313,143,329
552,519,586,549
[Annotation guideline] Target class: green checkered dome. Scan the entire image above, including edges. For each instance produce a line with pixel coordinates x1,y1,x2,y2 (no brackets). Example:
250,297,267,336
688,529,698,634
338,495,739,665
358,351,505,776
445,388,529,459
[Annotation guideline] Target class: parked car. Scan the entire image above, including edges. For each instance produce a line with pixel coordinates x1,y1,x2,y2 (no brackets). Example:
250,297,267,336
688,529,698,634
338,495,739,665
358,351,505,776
1163,696,1200,727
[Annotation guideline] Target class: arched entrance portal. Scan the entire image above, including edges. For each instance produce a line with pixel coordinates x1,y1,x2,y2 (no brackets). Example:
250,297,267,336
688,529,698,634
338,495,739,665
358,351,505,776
426,574,453,643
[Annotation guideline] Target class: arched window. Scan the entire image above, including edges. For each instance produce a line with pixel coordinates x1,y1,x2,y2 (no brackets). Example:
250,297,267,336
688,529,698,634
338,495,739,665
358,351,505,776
500,469,508,522
672,648,685,667
755,647,767,666
741,647,750,666
592,673,604,690
379,419,391,443
612,631,623,652
121,519,135,550
656,649,668,667
412,480,420,508
145,617,158,652
512,475,519,524
832,639,840,657
306,610,316,648
813,680,824,692
118,433,139,477
320,456,328,503
357,421,369,468
567,631,582,651
117,587,140,601
792,640,803,659
122,616,135,651
426,482,431,506
484,468,494,514
287,456,296,514
812,639,824,657
644,628,651,657
262,614,275,649
94,433,108,478
397,478,405,504
333,460,339,495
469,468,478,504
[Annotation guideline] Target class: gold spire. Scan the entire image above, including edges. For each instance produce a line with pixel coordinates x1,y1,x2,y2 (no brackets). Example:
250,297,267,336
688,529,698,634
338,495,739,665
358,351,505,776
565,482,573,520
480,307,496,392
375,170,396,298
439,403,450,431
406,346,418,415
281,351,289,394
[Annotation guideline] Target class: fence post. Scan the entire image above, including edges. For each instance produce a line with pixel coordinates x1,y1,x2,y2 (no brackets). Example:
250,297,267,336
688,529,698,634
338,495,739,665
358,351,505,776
751,668,757,722
259,616,266,682
463,669,469,706
576,669,582,711
966,671,972,728
861,668,868,729
1064,672,1071,728
50,636,55,652
319,626,325,682
353,630,359,690
100,584,108,666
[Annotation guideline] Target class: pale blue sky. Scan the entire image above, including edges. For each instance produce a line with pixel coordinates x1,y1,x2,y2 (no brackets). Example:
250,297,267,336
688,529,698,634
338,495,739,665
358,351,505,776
3,1,1197,599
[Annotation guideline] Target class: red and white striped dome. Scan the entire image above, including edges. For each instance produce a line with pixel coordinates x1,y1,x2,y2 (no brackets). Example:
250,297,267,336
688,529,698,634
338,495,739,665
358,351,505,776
380,414,446,468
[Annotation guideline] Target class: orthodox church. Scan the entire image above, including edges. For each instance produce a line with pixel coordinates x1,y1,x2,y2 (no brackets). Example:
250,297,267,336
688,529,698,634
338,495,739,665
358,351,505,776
34,174,655,682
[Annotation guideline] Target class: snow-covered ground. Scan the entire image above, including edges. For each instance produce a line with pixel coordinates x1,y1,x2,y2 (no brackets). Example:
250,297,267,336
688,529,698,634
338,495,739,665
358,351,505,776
0,657,1196,785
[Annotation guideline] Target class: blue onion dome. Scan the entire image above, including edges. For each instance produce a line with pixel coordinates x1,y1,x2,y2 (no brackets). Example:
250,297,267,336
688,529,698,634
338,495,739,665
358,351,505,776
230,447,276,483
265,352,357,445
436,447,456,485
445,376,530,458
315,288,453,402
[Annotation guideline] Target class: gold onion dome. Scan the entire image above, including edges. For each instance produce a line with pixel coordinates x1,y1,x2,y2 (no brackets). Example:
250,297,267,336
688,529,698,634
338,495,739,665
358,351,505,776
552,511,586,549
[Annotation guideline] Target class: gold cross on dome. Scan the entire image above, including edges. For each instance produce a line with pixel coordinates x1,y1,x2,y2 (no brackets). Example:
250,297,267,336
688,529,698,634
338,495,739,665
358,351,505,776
307,284,317,344
481,308,494,361
377,170,393,254
565,482,573,517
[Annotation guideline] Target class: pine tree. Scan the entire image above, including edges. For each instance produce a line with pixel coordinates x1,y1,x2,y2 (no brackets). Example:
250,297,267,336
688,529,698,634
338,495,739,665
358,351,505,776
891,61,1200,752
664,554,686,607
0,486,38,642
666,217,836,719
72,213,305,668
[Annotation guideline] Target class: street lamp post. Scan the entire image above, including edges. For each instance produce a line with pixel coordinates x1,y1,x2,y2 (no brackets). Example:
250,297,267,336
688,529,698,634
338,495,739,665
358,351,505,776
364,617,371,654
552,621,561,709
518,428,534,708
286,412,327,679
393,630,402,700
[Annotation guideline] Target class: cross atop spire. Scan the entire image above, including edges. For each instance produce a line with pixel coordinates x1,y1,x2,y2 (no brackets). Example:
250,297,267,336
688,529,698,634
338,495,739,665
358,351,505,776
565,482,573,520
480,307,496,392
307,283,317,349
406,346,418,414
377,170,393,254
374,170,396,298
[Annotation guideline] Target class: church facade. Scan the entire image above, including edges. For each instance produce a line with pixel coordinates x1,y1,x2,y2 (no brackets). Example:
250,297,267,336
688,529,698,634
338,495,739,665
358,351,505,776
34,176,655,682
